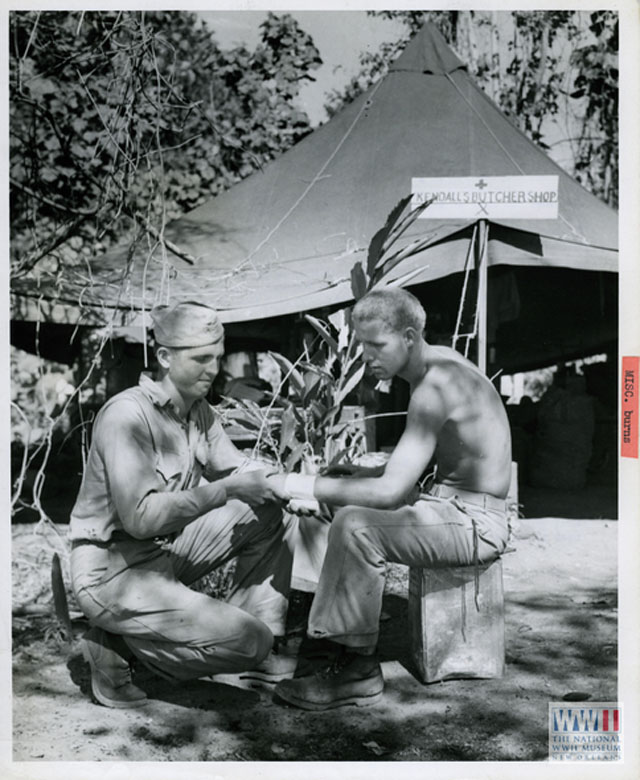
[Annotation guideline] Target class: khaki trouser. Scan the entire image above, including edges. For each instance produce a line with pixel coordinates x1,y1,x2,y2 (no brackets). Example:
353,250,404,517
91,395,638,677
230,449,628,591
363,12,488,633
71,501,293,680
307,493,509,649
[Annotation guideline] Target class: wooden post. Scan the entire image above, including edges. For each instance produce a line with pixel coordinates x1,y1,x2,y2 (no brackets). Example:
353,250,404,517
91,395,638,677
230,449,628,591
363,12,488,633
476,219,489,375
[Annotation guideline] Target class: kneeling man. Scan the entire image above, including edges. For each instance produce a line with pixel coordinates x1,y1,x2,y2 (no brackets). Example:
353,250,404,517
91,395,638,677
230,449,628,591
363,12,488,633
270,287,512,710
70,300,293,708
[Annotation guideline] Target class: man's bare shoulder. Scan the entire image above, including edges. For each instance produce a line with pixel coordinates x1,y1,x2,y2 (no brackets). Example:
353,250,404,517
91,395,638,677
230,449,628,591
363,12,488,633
429,345,482,371
415,346,476,389
410,346,495,419
407,361,451,421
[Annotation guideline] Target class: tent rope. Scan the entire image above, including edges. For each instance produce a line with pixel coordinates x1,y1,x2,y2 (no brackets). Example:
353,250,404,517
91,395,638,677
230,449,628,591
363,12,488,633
466,219,489,358
229,79,386,278
445,73,589,245
452,223,477,353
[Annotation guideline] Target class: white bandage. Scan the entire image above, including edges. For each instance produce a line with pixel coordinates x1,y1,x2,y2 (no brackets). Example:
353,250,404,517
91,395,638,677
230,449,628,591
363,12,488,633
284,473,317,501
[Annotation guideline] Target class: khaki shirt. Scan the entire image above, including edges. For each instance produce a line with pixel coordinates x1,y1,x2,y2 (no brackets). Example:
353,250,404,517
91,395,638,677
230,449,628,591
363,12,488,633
70,374,242,542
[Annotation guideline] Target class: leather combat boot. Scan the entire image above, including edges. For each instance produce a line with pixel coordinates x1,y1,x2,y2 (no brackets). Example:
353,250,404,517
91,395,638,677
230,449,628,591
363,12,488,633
274,648,384,711
81,627,148,709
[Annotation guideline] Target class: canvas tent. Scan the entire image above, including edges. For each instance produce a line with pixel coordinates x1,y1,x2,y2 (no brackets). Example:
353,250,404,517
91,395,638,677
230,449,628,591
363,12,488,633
11,23,617,374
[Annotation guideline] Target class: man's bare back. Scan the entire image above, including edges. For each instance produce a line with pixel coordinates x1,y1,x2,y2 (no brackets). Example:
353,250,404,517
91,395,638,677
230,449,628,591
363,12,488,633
415,345,512,498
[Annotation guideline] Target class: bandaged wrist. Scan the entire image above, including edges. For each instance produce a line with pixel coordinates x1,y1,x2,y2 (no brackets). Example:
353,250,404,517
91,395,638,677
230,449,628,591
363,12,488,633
284,473,317,501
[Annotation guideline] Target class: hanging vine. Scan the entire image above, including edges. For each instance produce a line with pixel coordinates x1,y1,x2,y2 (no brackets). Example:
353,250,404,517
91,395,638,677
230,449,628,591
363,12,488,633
9,9,322,531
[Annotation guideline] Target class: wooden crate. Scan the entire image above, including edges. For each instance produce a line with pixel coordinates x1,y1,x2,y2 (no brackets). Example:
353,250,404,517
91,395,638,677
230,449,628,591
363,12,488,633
408,559,505,683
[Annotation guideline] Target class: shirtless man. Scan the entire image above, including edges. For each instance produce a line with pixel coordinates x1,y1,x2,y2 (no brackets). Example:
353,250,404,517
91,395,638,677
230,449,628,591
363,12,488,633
269,287,512,710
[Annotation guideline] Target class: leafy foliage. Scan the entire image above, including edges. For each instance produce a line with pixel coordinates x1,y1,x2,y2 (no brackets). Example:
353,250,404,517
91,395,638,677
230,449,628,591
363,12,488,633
271,311,366,471
220,197,432,472
10,9,324,522
10,348,75,447
569,12,618,205
494,11,577,148
10,10,322,278
218,309,366,475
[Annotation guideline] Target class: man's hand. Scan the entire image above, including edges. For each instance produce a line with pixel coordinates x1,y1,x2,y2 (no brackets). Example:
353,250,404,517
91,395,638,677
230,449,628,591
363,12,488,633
286,498,333,522
266,474,333,521
224,469,288,508
266,473,287,498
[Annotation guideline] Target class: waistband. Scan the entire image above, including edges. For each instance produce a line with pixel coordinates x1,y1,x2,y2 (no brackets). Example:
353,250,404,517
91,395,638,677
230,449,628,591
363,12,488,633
428,483,508,513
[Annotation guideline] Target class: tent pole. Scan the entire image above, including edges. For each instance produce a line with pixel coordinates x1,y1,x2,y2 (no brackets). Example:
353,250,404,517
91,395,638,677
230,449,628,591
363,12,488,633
476,219,488,375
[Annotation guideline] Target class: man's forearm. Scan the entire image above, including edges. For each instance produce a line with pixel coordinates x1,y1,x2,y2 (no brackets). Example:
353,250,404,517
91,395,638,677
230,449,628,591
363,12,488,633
286,473,408,510
317,475,408,509
124,480,228,539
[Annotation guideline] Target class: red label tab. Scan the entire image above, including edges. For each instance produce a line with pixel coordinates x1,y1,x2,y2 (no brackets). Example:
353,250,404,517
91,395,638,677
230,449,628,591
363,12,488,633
621,357,639,458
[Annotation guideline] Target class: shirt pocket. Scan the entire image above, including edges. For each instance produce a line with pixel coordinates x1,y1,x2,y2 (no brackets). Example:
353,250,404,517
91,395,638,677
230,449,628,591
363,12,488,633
155,449,187,492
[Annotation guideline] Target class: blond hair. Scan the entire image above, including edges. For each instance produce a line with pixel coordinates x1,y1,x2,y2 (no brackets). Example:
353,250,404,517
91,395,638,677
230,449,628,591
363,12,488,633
352,288,426,334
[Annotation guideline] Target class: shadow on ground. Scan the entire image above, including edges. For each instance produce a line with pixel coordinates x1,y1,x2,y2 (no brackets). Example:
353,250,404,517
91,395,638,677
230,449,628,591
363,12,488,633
12,518,618,762
12,581,617,762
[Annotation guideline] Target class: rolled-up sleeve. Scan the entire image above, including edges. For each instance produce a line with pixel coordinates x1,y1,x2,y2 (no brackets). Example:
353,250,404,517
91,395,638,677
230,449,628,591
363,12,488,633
203,408,258,477
97,400,228,539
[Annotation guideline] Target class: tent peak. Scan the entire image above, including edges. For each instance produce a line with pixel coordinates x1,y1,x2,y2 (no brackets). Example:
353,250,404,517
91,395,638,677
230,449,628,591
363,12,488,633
389,22,465,76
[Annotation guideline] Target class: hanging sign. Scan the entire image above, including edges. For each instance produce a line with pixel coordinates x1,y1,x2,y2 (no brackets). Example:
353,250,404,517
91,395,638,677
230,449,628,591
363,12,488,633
411,175,559,219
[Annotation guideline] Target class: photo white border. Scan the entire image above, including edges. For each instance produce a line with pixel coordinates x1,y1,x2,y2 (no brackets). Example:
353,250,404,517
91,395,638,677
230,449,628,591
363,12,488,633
2,1,638,778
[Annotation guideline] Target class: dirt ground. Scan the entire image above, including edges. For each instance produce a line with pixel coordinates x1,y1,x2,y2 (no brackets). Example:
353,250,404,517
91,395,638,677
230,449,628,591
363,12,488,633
10,499,618,765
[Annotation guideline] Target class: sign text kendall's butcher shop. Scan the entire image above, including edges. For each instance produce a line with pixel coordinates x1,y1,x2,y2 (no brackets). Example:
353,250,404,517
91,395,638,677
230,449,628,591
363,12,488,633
411,175,559,219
